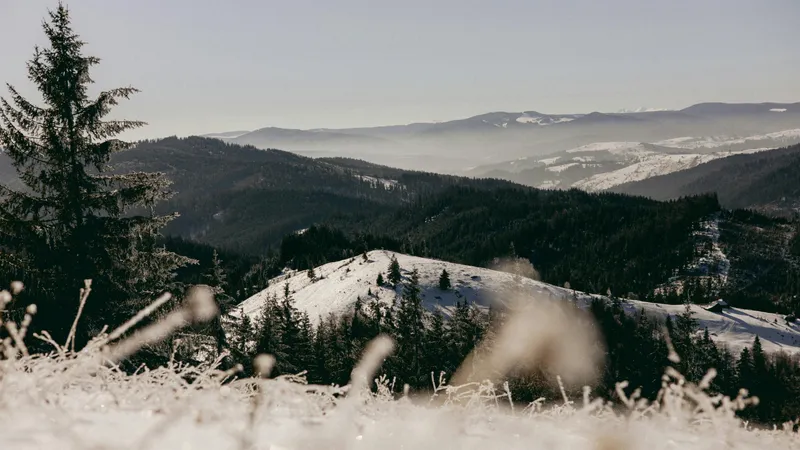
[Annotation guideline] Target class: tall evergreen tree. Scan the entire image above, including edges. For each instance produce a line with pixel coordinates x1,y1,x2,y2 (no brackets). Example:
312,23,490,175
202,250,236,352
424,310,451,376
231,313,254,356
394,269,426,384
447,300,484,372
388,256,402,285
438,268,451,291
255,293,285,363
0,4,192,344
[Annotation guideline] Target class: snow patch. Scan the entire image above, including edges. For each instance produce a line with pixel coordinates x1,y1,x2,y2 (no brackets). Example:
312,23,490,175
565,142,651,155
546,162,579,173
515,114,576,126
356,175,400,190
537,156,561,165
654,129,800,149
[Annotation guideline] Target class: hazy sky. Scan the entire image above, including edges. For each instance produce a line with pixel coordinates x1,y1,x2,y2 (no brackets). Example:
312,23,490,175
1,0,798,139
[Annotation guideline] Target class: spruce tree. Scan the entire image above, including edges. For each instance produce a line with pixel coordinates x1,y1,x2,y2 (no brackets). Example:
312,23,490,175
274,283,305,374
376,273,385,286
388,256,402,285
438,268,451,291
307,266,316,280
310,317,331,384
232,313,254,356
255,293,285,364
0,4,192,343
202,250,235,353
447,300,484,367
424,310,450,375
393,269,426,385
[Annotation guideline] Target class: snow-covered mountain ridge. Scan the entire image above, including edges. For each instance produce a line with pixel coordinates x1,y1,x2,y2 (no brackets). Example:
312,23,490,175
238,251,800,356
468,129,800,191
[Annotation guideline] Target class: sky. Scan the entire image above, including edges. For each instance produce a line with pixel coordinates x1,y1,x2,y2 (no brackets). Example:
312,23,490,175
0,0,798,140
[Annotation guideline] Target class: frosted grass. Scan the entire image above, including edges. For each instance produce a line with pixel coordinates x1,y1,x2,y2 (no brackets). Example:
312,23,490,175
1,283,798,449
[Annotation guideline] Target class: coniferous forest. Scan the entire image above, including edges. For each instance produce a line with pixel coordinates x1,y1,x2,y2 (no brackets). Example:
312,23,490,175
1,4,800,432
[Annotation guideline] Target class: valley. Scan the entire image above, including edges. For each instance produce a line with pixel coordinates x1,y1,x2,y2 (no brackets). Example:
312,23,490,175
2,3,799,447
205,103,800,175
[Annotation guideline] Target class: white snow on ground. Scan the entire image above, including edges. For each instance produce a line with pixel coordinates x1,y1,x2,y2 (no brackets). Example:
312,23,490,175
515,114,576,125
356,175,400,190
565,142,652,155
239,251,800,356
5,252,800,449
573,147,776,192
538,156,561,165
537,179,560,189
692,216,731,285
654,129,800,150
546,162,579,173
4,351,796,450
573,153,719,191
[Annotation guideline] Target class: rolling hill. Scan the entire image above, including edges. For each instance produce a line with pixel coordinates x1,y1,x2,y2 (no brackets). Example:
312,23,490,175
612,144,800,216
106,137,515,252
466,130,800,191
238,250,800,356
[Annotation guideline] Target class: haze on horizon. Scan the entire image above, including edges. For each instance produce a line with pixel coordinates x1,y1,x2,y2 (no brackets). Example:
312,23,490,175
1,0,798,140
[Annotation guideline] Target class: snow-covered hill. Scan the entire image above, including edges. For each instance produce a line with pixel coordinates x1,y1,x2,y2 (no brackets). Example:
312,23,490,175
238,251,800,356
467,128,800,191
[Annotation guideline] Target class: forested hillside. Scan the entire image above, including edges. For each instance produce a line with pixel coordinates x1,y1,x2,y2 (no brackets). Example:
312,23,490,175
109,137,515,251
613,144,800,216
105,138,800,313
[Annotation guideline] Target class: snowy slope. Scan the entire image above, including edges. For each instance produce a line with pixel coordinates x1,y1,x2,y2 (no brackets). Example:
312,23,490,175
564,142,655,155
654,129,800,150
573,147,777,192
468,128,800,191
573,153,721,191
238,251,800,356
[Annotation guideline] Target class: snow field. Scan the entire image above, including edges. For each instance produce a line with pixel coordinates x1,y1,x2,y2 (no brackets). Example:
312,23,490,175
1,275,799,449
241,251,800,356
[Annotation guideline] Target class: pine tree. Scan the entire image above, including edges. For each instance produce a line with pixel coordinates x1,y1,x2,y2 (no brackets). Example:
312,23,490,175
350,296,373,347
376,273,385,286
438,268,451,291
310,317,331,384
307,266,316,280
275,283,304,374
447,300,485,371
394,269,425,385
737,346,755,402
388,256,402,285
295,312,315,375
366,297,384,336
232,313,254,356
202,250,235,353
424,310,450,376
672,301,700,379
255,293,285,364
0,4,192,344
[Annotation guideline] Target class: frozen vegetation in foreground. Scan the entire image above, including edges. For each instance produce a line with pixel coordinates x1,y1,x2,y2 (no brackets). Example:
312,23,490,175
1,284,798,449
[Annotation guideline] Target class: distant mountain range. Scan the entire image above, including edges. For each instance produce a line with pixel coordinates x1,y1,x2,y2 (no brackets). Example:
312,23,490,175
203,102,800,173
